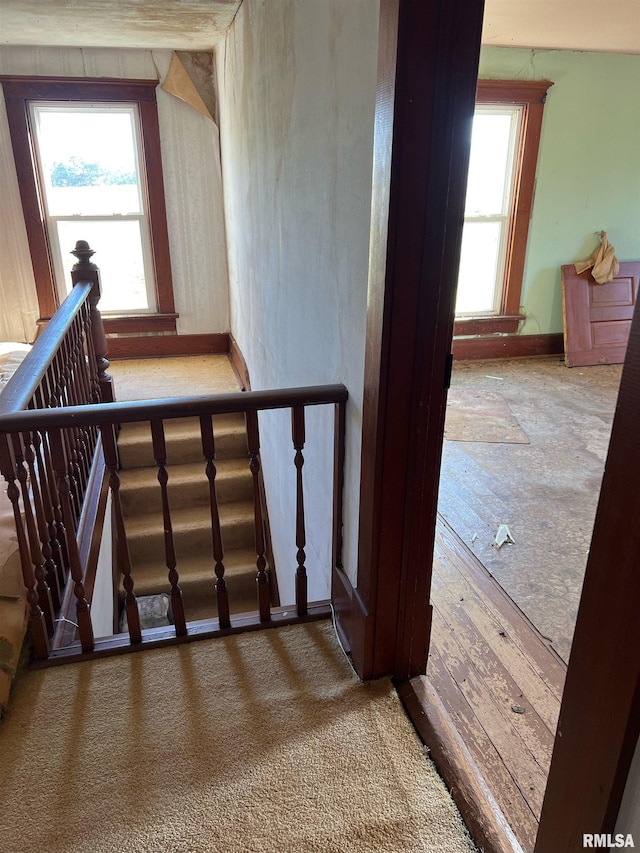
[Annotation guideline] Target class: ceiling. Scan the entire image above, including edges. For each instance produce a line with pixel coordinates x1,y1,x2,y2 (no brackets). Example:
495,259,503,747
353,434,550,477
0,0,638,54
0,1,243,50
482,0,640,55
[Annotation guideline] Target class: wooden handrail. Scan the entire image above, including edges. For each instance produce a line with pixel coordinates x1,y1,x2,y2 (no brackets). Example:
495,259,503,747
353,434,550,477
5,383,349,662
0,239,349,663
0,385,349,434
0,240,111,661
0,281,93,414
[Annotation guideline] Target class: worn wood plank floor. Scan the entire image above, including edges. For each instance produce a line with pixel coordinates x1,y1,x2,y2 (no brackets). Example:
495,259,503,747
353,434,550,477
428,356,622,852
430,517,566,852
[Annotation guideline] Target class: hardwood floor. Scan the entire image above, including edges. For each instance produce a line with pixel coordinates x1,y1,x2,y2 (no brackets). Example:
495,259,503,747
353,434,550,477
438,356,622,662
429,516,566,852
423,356,622,852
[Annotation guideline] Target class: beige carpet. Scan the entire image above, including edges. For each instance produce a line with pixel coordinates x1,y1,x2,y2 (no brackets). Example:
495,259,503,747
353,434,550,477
110,354,241,402
0,622,476,853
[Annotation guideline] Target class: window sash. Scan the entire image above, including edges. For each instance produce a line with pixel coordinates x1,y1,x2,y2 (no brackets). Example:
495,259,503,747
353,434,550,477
452,79,553,334
0,76,177,331
455,107,520,318
29,101,156,314
50,215,156,314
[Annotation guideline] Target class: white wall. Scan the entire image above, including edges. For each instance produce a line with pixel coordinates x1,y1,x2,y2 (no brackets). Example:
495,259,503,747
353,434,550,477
0,46,229,339
216,0,379,603
478,48,640,336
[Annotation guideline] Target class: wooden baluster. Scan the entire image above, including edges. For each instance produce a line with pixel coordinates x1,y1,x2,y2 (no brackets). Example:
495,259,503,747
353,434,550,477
292,406,308,616
0,434,49,659
77,304,100,455
102,425,141,643
61,334,87,495
68,315,91,484
71,241,114,403
82,300,102,406
40,376,71,580
246,410,270,622
200,414,230,628
62,329,87,489
57,334,85,512
12,434,55,634
51,350,80,524
24,432,62,611
50,428,94,653
32,423,67,593
332,399,347,573
150,419,187,637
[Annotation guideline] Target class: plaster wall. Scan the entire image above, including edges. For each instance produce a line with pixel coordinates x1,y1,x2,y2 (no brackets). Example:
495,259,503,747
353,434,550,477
0,46,229,340
216,0,378,603
479,47,640,336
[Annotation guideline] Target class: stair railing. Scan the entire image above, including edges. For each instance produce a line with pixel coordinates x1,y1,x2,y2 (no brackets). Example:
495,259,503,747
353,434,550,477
0,241,112,659
0,385,348,663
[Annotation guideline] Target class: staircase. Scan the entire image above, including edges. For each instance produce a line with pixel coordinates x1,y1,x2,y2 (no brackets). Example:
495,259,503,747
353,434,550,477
116,412,269,625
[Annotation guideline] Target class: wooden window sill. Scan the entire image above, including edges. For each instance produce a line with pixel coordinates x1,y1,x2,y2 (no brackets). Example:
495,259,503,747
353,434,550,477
454,314,524,337
103,313,179,335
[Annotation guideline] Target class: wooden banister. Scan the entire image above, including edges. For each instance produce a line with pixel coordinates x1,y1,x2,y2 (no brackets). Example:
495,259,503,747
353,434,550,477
0,240,111,662
0,385,349,434
0,282,93,416
1,261,349,662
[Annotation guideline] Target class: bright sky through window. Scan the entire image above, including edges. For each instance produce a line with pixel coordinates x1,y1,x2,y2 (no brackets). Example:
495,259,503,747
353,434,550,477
455,107,520,316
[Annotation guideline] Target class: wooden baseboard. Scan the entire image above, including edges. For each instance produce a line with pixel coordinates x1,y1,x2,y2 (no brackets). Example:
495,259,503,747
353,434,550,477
452,333,564,361
229,333,251,390
331,565,354,655
330,564,375,680
37,602,333,667
397,676,527,853
106,333,229,360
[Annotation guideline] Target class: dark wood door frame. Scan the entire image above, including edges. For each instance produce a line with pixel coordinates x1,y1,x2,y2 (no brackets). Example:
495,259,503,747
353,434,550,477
330,0,640,850
339,0,485,681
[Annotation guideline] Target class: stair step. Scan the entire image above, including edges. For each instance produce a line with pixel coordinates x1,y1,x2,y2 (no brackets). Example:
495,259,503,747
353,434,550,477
124,501,256,564
119,458,253,515
117,413,248,470
125,549,261,622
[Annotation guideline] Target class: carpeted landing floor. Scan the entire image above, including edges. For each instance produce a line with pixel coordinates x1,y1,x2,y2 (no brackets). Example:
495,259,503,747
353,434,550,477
0,622,476,853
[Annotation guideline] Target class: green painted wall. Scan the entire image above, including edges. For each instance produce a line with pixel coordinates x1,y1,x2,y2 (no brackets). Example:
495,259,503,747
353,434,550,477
479,47,640,335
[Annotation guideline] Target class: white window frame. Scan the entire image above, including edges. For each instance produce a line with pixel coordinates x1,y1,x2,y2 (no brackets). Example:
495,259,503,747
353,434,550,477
455,105,522,318
29,101,156,315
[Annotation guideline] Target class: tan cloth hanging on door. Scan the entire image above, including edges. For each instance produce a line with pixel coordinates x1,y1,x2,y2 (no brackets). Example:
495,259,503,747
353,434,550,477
575,231,620,284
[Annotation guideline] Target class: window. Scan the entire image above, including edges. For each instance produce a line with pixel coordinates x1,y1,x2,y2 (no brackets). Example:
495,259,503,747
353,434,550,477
454,80,552,336
1,78,177,333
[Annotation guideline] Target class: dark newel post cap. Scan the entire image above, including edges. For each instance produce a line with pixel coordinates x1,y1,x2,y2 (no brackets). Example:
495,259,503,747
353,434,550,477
70,240,98,271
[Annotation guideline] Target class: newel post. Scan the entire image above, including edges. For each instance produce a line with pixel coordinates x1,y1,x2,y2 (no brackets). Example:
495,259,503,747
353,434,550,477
70,240,114,403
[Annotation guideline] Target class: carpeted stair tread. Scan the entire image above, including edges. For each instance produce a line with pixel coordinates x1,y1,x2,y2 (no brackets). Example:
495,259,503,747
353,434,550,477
117,413,248,470
118,457,253,514
126,549,260,620
124,500,255,563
